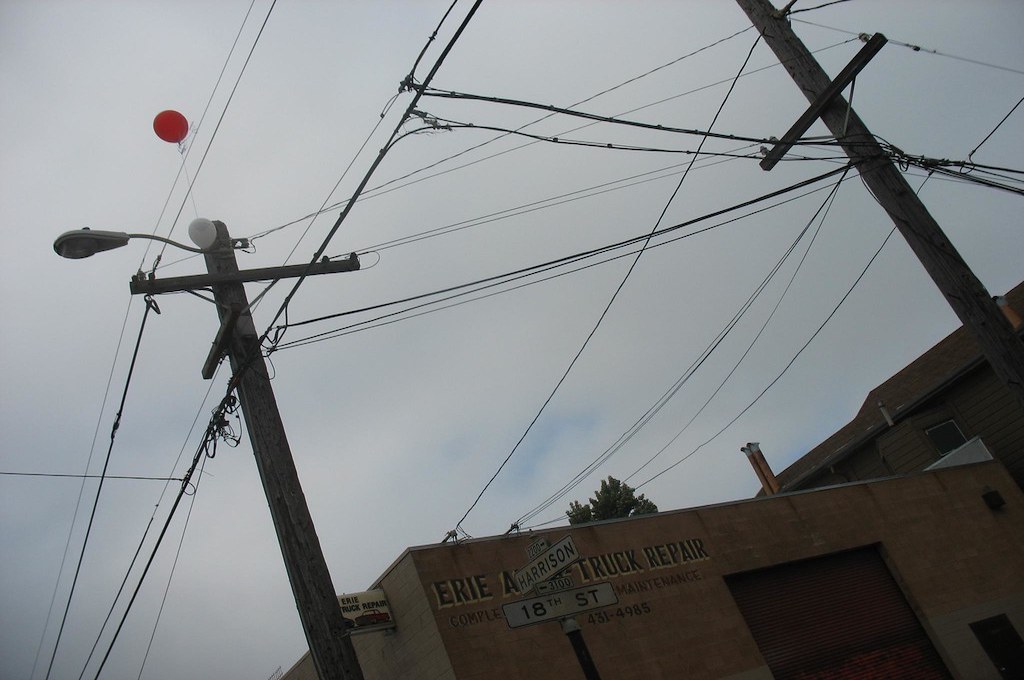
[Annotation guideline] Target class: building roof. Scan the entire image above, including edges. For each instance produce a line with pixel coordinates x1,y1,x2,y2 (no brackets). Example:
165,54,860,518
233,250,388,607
774,280,1024,490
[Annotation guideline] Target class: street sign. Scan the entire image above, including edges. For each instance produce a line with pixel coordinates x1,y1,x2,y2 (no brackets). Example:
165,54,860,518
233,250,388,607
502,582,618,629
535,574,574,595
514,535,579,594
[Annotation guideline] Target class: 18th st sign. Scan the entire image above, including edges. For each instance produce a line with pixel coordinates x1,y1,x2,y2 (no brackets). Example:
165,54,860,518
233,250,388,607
502,582,618,629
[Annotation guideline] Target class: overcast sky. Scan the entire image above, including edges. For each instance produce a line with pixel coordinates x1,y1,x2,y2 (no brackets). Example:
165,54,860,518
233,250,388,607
2,1,1022,678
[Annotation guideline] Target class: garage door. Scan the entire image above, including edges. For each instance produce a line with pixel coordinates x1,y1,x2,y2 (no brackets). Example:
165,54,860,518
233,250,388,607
726,547,950,679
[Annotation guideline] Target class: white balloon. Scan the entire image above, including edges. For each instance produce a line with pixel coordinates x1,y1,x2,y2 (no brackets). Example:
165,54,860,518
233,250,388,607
188,218,218,250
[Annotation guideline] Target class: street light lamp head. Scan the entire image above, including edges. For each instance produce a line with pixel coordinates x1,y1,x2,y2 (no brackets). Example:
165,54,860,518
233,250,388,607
53,228,131,259
53,225,214,260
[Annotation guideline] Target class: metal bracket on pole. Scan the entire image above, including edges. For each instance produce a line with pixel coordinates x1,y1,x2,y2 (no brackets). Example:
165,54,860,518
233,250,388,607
760,33,887,171
202,303,241,380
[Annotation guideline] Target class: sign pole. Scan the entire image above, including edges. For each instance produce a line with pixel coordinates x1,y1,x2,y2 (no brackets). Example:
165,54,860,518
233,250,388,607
561,617,602,680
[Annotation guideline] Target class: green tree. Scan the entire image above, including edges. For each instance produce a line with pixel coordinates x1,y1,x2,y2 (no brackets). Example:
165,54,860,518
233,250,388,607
566,476,658,525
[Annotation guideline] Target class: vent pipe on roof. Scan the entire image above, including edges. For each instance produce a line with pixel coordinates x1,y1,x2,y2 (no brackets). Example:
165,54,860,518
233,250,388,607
742,442,780,495
878,401,895,427
994,295,1023,330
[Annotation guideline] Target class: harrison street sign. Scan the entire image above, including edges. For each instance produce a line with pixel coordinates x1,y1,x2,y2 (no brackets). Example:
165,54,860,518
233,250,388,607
514,535,579,594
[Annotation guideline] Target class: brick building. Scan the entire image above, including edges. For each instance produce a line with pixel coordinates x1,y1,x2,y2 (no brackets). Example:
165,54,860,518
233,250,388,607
283,460,1024,679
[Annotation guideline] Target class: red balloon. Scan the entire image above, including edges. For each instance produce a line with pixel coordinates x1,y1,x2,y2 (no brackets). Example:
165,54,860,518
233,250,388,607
153,110,189,143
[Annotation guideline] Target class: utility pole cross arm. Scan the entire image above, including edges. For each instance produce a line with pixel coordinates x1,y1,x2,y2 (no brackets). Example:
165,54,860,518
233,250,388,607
760,32,887,171
129,253,360,295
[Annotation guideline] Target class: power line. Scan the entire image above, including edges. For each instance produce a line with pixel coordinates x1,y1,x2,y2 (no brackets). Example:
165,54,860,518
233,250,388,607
339,25,757,218
449,32,764,539
635,225,898,491
135,404,231,679
30,293,141,680
792,18,1024,76
271,165,854,351
622,168,849,483
0,472,182,482
514,167,851,528
43,296,161,680
72,371,224,680
87,396,239,680
789,0,855,15
241,36,858,248
277,182,842,351
419,88,868,151
256,0,485,356
968,93,1024,160
339,148,757,257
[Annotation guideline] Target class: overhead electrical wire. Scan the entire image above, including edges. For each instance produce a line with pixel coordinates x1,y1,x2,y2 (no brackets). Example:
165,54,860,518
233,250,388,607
514,166,851,529
410,114,854,160
45,2,492,676
271,164,854,352
71,372,224,680
634,224,899,492
42,296,161,680
448,33,765,539
418,87,872,151
339,148,759,256
86,395,240,680
789,0,855,14
276,183,834,350
134,451,210,680
36,3,273,674
254,0,485,358
900,162,1024,197
32,4,263,674
622,168,850,482
135,384,236,680
241,36,859,247
29,295,140,680
968,93,1024,161
338,26,758,212
0,472,183,482
792,18,1024,76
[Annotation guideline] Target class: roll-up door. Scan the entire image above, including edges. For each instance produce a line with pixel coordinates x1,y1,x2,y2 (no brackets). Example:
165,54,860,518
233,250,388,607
726,546,950,679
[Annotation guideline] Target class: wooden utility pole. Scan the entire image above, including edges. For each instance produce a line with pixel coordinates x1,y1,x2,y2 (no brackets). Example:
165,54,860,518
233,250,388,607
203,221,364,680
735,0,1024,410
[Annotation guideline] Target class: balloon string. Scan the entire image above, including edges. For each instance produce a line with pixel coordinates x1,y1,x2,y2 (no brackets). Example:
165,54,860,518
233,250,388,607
180,155,201,220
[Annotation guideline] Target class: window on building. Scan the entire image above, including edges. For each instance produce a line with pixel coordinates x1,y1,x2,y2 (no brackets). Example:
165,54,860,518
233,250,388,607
924,420,967,455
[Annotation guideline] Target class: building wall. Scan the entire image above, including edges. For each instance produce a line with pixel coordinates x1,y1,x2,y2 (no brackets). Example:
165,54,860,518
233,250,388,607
284,554,456,680
337,462,1024,680
798,364,1024,491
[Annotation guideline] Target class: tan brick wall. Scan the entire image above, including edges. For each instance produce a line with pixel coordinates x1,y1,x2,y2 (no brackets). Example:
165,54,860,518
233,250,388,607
286,461,1024,679
353,552,456,680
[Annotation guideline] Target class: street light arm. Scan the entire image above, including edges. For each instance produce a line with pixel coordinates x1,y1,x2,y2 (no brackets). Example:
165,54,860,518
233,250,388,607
125,233,206,253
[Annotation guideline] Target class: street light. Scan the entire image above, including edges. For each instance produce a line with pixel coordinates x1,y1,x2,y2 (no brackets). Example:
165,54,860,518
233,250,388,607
53,219,364,680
